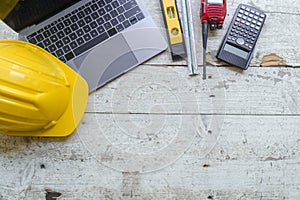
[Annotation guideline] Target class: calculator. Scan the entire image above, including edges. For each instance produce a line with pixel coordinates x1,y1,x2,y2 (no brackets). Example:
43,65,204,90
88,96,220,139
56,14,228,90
217,4,266,70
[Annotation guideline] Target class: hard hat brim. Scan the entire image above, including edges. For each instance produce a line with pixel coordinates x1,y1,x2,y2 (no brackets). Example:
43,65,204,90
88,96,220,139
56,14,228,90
3,40,89,137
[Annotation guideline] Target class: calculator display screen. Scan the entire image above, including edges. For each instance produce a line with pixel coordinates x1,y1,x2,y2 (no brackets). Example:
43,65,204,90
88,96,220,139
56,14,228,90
224,43,249,59
207,0,223,4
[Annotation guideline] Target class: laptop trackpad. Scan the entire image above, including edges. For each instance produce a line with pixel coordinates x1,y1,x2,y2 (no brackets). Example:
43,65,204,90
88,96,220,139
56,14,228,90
74,34,138,91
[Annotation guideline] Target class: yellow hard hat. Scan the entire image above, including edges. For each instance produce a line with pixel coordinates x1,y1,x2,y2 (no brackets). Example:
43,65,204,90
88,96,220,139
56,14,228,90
0,40,88,137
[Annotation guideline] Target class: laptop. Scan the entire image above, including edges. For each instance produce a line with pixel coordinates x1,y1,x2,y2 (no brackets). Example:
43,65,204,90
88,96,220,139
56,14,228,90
0,0,167,92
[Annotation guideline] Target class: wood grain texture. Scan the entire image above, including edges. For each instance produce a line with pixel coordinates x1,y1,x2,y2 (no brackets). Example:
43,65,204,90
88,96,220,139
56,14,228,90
0,0,299,199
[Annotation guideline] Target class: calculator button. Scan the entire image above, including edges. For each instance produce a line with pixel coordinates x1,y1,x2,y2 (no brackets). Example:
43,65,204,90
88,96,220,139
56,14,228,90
241,5,246,10
246,8,250,12
239,10,244,14
249,14,254,18
241,20,246,24
255,12,260,16
247,17,252,21
250,10,255,14
260,14,265,18
251,24,255,28
257,22,262,26
254,16,258,20
244,11,249,16
259,18,263,22
252,20,257,24
255,26,260,30
242,16,247,20
236,38,245,45
238,14,243,18
246,22,250,26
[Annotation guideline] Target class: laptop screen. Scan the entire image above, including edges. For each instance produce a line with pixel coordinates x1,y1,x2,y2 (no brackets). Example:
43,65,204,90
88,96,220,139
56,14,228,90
0,0,80,32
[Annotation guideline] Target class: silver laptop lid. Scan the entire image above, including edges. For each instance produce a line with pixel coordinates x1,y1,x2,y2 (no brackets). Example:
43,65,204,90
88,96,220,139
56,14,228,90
0,0,80,32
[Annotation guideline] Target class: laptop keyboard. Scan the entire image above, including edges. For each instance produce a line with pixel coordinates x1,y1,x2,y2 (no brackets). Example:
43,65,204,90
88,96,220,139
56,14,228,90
26,0,145,62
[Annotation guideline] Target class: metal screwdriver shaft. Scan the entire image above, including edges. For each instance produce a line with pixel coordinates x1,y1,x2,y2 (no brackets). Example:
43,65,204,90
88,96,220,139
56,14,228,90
202,22,208,80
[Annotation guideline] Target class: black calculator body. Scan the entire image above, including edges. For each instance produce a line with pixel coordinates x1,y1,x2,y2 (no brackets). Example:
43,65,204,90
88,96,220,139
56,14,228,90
217,4,266,70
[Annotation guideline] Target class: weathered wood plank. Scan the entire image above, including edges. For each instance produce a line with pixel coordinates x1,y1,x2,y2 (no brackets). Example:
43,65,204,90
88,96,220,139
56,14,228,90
0,115,298,199
87,65,300,115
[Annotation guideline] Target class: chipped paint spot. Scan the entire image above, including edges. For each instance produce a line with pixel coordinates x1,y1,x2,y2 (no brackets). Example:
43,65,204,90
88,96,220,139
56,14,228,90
257,75,272,80
45,190,62,200
260,53,287,67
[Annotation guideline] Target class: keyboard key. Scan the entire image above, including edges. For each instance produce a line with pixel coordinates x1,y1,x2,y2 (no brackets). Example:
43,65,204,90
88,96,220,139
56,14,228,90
63,19,71,26
98,8,106,16
91,12,100,19
117,14,125,22
70,41,78,49
56,49,64,57
117,6,125,14
98,0,106,7
90,30,99,38
111,18,118,26
74,32,109,55
70,15,79,22
84,16,92,24
64,27,72,35
43,30,51,38
83,25,91,32
97,25,105,34
136,12,145,20
78,19,85,27
57,22,65,30
62,36,71,44
97,17,105,25
84,7,92,15
76,38,85,45
36,34,44,42
49,44,57,52
78,11,85,18
104,22,112,30
71,24,79,31
43,39,51,46
57,31,65,38
90,21,98,29
112,1,120,8
122,20,130,28
63,45,71,53
110,10,118,18
91,3,99,11
116,24,124,32
50,35,58,42
118,0,126,4
105,4,113,12
124,6,141,18
50,26,58,34
124,0,138,10
55,40,64,48
28,38,37,44
69,33,77,40
104,14,112,21
129,16,138,25
83,33,92,41
108,28,117,37
65,52,75,61
76,29,84,36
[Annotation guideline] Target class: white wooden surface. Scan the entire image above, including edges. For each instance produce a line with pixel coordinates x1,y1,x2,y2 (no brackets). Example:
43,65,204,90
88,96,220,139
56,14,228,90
0,0,300,199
